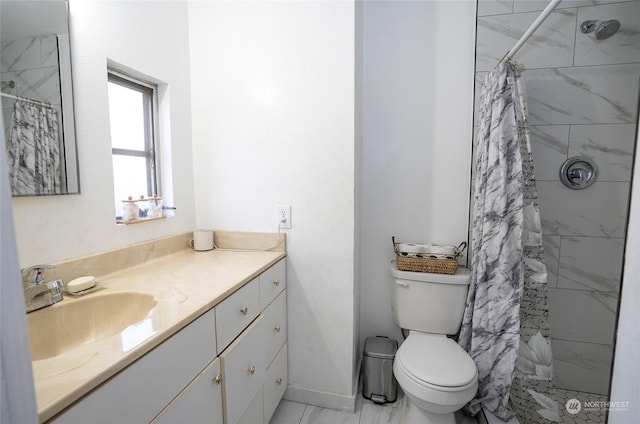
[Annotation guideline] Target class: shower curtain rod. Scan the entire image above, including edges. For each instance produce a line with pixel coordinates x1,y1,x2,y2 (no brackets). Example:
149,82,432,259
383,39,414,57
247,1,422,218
0,92,55,108
498,0,562,66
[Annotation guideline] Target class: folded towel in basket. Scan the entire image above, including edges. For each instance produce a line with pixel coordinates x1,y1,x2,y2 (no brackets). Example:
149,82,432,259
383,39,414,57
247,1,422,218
398,243,430,254
397,243,457,260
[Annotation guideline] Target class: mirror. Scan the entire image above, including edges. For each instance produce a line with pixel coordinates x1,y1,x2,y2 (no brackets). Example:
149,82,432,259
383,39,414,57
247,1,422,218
1,0,79,196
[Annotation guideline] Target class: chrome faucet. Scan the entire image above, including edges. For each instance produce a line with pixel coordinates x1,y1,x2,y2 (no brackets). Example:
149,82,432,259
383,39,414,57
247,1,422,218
22,264,64,313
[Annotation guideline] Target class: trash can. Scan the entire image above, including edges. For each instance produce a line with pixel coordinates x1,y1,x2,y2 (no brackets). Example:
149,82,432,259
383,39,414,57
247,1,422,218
363,336,398,404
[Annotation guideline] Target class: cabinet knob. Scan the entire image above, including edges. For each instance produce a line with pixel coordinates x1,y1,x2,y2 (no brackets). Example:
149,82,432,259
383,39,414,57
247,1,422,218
213,374,222,385
276,378,283,386
240,306,248,315
274,325,281,332
247,365,256,375
273,280,280,287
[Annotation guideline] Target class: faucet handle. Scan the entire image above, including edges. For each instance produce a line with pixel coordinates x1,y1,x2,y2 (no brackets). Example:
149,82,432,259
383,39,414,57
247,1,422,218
21,264,55,286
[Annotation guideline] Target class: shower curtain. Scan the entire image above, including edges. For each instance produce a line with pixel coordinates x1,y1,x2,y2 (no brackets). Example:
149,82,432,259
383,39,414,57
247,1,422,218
6,99,62,195
459,62,560,423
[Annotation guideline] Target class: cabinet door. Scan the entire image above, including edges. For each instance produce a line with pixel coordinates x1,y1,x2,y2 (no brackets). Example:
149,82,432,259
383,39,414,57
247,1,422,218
216,278,260,354
221,315,267,424
263,290,286,365
263,344,288,423
51,309,216,424
152,358,223,424
238,387,264,424
259,259,286,310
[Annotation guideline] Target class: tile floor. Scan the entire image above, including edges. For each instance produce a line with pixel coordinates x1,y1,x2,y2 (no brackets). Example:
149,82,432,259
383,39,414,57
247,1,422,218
269,391,477,424
555,388,608,424
269,388,608,424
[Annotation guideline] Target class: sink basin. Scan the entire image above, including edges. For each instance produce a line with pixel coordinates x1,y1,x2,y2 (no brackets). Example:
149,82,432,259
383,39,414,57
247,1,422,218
28,291,157,361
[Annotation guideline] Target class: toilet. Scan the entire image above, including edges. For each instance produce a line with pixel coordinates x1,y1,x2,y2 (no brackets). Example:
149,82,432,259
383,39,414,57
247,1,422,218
390,261,478,424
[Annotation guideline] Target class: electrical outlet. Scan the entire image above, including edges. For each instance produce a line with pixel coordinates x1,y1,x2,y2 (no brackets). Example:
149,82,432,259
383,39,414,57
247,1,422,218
277,204,291,229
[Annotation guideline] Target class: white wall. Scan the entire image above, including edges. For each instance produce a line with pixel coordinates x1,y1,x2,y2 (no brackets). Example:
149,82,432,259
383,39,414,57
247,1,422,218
7,0,638,418
188,0,358,410
354,0,364,397
359,1,477,347
11,0,196,266
609,112,640,422
0,98,38,424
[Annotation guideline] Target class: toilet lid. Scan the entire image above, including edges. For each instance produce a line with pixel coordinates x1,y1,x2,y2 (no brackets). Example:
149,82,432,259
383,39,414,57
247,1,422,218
396,333,477,388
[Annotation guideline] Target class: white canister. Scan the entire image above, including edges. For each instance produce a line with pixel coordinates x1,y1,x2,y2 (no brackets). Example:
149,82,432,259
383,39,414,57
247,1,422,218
190,229,214,251
122,200,139,222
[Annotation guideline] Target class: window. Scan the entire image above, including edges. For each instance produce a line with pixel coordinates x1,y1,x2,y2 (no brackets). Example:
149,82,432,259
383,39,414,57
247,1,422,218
107,71,159,220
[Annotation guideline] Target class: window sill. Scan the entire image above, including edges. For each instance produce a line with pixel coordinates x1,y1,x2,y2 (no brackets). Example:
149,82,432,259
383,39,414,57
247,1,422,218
116,216,167,225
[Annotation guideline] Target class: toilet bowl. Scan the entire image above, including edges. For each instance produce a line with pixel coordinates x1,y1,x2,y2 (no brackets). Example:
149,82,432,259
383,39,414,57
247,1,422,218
389,262,478,424
393,332,477,423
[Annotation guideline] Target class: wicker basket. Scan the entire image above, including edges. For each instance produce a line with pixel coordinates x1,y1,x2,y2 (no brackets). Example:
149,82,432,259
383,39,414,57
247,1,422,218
392,237,466,275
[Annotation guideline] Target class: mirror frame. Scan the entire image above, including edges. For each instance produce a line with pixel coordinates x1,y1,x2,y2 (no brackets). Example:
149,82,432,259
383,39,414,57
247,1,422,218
1,0,80,197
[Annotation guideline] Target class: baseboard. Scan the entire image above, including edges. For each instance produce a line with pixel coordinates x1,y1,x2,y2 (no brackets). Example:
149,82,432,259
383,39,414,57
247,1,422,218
283,359,362,413
283,385,356,412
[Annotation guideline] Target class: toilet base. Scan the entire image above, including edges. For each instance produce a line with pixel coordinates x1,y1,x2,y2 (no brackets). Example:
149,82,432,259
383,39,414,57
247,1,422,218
401,396,456,424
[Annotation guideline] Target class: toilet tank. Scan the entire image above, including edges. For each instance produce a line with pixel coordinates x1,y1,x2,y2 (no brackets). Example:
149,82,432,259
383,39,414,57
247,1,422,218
389,261,471,335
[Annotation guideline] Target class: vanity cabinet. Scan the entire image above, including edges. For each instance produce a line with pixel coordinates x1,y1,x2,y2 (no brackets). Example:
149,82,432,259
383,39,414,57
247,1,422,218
263,290,287,364
216,278,260,354
221,316,267,424
264,343,288,421
151,358,223,424
257,259,287,423
220,260,287,424
49,258,287,424
259,259,286,309
239,387,264,424
51,308,218,424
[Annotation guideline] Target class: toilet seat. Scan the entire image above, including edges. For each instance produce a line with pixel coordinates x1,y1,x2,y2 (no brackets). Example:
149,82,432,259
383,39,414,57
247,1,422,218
395,332,477,391
393,333,478,417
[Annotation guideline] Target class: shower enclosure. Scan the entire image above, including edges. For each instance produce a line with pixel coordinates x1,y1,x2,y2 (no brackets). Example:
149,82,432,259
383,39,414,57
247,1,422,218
474,1,640,423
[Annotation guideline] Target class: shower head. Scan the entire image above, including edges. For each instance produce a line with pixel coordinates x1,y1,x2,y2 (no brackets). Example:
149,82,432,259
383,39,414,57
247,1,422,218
580,19,621,40
595,19,621,40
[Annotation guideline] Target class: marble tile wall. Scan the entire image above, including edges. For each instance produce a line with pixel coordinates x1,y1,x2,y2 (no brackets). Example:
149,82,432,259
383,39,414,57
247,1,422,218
1,35,62,135
475,0,639,395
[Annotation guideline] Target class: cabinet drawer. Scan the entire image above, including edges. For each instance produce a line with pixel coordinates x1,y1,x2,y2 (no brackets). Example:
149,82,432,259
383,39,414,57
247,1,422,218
263,290,286,365
259,259,286,309
264,344,288,424
216,278,260,354
151,357,223,424
221,315,267,424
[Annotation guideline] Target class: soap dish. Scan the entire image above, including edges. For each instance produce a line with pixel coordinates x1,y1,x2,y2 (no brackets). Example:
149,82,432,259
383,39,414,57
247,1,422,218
64,282,106,296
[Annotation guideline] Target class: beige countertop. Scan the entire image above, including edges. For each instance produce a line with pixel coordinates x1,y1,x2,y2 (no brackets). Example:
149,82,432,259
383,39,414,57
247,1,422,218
32,246,285,423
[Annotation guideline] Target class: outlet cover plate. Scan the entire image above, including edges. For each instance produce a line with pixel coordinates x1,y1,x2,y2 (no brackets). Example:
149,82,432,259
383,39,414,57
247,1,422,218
277,204,291,229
